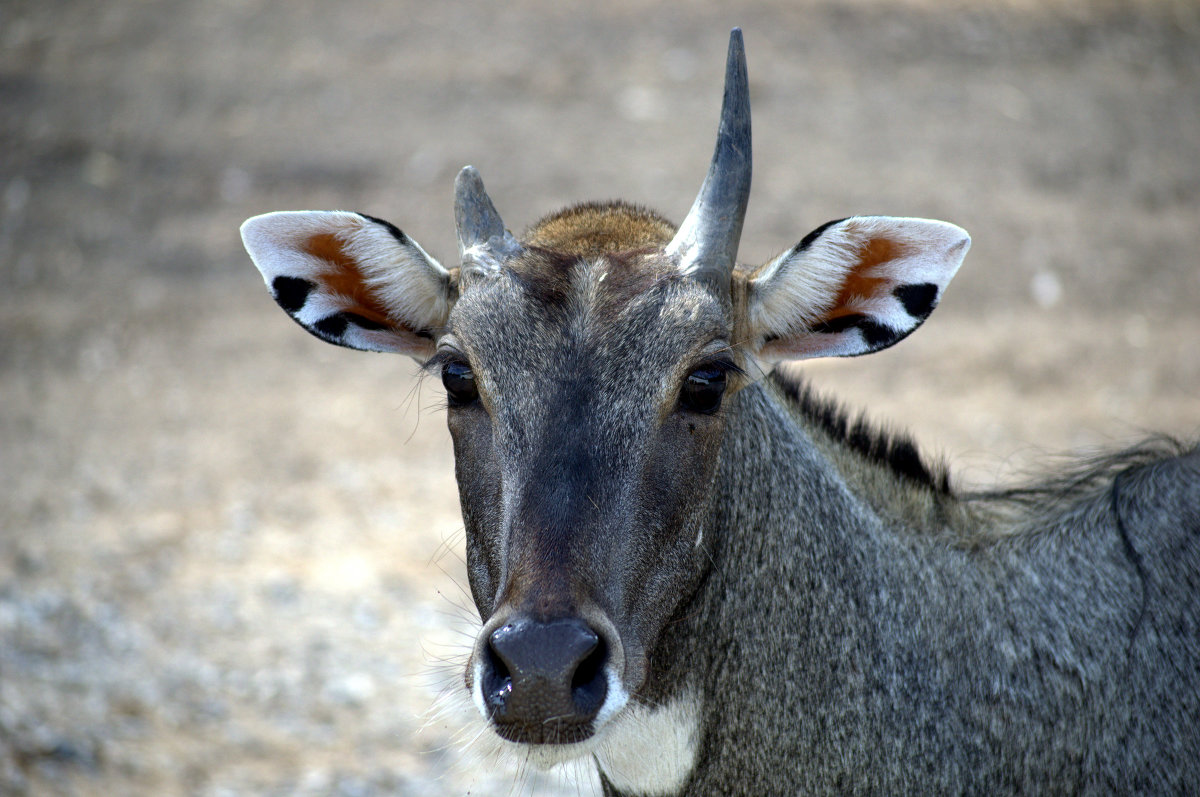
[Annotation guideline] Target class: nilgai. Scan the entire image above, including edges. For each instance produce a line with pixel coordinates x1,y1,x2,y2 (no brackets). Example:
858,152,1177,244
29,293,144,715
241,28,1199,796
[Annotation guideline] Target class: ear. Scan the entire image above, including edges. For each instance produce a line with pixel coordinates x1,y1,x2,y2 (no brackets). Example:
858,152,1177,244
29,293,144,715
240,211,451,359
745,216,969,361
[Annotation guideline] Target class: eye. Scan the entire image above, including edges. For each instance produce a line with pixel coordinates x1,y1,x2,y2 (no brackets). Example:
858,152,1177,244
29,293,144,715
442,361,479,407
679,365,727,415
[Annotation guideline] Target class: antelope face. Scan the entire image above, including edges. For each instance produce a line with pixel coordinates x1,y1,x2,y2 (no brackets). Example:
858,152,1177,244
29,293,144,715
241,27,968,783
440,239,737,751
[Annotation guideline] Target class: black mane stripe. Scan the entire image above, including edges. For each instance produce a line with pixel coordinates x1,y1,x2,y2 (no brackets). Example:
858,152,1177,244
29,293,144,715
769,370,1195,516
768,369,952,495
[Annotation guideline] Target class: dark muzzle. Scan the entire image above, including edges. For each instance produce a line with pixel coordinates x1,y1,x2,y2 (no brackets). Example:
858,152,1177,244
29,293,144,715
481,616,609,744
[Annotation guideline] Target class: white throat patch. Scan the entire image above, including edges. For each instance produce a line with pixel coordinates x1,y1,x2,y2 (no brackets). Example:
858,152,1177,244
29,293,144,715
593,690,701,796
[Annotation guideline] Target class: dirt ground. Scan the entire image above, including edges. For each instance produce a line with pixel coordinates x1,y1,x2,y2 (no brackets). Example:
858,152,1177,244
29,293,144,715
1,1,1198,794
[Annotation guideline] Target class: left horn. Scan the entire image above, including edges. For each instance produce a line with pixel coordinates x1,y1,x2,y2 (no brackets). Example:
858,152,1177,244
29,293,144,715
665,28,752,300
454,166,520,260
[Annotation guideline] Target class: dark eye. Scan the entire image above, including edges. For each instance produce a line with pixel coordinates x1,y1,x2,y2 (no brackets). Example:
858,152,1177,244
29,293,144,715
680,365,727,414
442,361,479,407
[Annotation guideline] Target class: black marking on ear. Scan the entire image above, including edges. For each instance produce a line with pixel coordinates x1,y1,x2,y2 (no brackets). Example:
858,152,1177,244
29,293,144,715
859,319,901,349
810,314,902,350
894,283,939,320
810,313,867,335
357,213,411,246
273,276,315,314
314,313,350,339
341,312,389,331
312,311,391,341
793,218,848,255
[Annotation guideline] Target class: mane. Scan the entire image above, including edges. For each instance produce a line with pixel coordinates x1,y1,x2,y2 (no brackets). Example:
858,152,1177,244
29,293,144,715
766,368,1195,542
768,369,952,496
962,435,1193,511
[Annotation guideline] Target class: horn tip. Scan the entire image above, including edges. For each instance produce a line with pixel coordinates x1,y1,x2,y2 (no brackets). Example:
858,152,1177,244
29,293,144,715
456,165,482,186
727,29,746,73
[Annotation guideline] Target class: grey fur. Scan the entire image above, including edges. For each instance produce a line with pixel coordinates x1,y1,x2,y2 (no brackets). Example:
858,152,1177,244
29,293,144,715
242,27,1200,797
631,376,1199,793
436,232,1199,792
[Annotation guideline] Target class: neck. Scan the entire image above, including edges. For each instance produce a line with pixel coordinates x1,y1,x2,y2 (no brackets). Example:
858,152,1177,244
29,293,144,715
604,380,880,774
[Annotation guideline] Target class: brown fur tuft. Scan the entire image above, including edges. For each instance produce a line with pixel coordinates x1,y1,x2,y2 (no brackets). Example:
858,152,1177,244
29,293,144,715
523,202,676,257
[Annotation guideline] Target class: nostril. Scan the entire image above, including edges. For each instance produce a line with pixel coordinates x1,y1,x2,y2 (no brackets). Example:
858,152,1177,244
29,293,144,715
482,630,514,715
570,636,607,716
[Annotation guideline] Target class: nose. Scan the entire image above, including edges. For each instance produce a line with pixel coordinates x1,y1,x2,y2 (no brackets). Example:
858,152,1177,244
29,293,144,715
481,616,609,744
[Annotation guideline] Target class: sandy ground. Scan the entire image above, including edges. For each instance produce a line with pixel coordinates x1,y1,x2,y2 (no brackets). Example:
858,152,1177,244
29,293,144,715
1,1,1198,794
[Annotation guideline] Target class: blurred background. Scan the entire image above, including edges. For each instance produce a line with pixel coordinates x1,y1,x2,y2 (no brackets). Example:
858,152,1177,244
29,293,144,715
1,0,1197,794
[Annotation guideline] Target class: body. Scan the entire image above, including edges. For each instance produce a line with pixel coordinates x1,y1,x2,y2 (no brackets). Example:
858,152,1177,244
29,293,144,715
649,374,1199,794
241,29,1200,795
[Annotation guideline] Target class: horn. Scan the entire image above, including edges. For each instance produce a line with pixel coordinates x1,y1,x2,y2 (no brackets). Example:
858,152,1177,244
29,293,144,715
454,165,520,261
665,28,752,298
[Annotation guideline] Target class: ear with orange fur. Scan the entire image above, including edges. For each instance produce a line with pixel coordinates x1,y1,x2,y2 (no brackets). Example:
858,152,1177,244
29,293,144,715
241,211,451,360
745,216,970,362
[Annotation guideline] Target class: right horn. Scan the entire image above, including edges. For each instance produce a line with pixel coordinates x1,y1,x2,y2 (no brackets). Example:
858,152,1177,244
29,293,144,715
665,28,752,301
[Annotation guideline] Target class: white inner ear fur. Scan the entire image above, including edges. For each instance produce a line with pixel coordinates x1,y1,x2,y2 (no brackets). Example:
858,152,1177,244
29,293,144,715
343,216,452,332
241,210,451,332
747,216,970,349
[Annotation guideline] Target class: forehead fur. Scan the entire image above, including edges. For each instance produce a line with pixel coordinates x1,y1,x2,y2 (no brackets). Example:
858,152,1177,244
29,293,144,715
523,201,677,258
449,202,727,372
483,246,710,341
475,202,686,323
